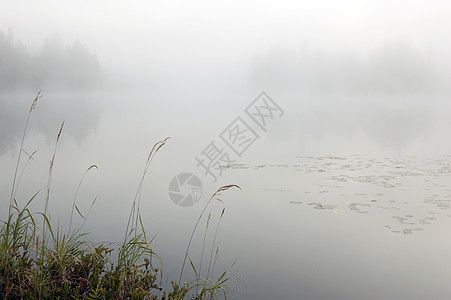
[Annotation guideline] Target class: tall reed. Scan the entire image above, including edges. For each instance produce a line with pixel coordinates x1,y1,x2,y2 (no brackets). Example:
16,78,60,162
207,208,225,280
68,164,98,234
1,93,242,299
124,137,170,243
178,185,240,285
9,91,41,218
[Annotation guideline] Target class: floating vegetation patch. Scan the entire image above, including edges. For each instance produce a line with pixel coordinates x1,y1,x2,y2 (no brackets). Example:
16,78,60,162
348,202,372,214
237,155,451,235
424,196,451,210
419,220,431,225
290,201,302,205
392,216,417,225
308,202,337,210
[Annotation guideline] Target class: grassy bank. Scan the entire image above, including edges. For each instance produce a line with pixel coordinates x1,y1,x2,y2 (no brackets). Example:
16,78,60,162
0,92,241,299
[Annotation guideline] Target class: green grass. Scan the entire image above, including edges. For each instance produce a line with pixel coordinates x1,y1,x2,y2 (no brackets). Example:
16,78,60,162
0,93,243,299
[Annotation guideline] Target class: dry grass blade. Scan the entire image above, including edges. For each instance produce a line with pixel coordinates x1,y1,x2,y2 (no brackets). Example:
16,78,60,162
87,164,98,171
207,208,226,280
179,184,240,284
43,121,64,241
147,137,170,163
213,185,241,198
196,211,212,295
56,121,64,142
69,164,99,234
207,212,211,228
74,204,85,219
30,91,41,112
9,92,42,218
13,149,39,201
125,137,170,243
80,196,98,231
22,149,39,164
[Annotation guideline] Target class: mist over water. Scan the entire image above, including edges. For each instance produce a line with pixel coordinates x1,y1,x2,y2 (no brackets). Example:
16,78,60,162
1,1,451,299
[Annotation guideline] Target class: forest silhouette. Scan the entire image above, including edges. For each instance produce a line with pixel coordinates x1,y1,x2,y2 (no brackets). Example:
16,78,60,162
0,29,103,92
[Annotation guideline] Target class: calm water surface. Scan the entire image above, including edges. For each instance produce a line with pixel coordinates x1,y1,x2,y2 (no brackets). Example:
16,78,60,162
1,92,450,300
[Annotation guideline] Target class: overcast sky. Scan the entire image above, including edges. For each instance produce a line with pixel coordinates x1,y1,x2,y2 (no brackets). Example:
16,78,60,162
2,0,451,84
3,4,451,299
1,0,451,156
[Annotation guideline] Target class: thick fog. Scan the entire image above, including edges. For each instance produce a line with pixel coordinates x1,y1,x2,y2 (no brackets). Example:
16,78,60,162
1,0,451,158
2,2,451,300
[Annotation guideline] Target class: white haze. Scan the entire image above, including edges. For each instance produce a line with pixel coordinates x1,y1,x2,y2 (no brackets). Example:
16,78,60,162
1,1,451,300
2,0,451,156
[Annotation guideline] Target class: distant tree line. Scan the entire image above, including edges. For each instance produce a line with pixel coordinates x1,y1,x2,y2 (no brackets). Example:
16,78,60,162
0,29,103,92
249,40,441,95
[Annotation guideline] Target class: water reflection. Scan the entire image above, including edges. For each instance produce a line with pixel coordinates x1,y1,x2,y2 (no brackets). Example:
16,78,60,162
0,92,104,155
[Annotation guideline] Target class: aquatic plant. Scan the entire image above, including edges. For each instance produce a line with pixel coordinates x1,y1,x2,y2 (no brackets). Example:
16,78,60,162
0,93,242,299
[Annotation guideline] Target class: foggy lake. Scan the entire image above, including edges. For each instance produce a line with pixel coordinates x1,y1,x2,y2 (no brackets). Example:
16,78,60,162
1,1,451,299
